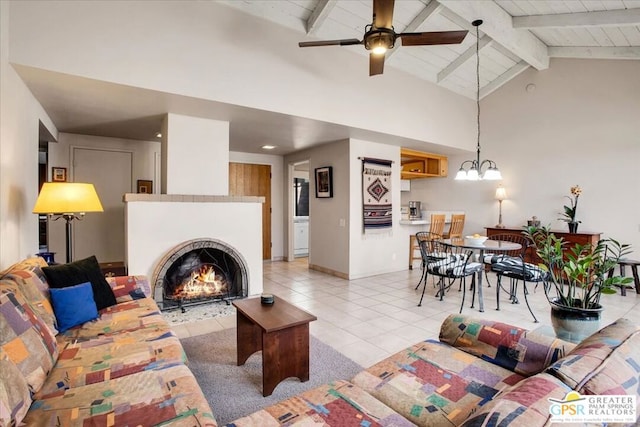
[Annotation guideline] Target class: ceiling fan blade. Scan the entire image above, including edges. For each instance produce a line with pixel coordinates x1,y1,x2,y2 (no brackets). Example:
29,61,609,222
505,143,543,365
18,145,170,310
298,38,362,47
373,0,394,29
369,53,385,76
399,30,468,46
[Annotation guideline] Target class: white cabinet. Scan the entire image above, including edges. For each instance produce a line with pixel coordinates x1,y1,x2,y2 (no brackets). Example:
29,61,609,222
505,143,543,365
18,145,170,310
294,219,309,257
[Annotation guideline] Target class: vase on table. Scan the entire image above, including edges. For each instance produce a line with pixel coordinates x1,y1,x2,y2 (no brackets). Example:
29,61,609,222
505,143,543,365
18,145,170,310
568,222,579,233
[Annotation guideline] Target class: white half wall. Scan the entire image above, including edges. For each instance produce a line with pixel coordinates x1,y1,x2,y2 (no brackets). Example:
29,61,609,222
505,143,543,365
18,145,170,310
125,196,263,296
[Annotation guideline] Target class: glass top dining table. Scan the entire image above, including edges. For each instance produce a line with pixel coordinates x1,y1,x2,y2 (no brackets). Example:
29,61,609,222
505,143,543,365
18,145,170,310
442,238,522,312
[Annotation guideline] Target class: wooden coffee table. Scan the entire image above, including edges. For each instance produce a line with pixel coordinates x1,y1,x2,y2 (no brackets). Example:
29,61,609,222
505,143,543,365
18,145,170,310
232,295,317,396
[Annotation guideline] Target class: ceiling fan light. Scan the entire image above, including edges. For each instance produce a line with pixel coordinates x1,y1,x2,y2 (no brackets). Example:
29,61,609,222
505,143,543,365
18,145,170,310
371,45,387,55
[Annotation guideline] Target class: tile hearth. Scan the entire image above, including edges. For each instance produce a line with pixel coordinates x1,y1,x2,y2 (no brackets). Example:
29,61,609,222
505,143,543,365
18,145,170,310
171,258,640,368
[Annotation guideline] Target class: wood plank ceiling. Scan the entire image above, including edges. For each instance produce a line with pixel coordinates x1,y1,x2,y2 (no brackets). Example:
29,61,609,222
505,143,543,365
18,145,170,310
221,0,640,99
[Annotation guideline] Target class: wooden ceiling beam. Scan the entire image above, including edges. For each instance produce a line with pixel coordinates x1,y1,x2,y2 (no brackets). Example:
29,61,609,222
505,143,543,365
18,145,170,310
549,46,640,60
306,0,337,35
388,0,443,60
437,35,493,83
513,8,640,29
438,0,549,70
479,61,529,99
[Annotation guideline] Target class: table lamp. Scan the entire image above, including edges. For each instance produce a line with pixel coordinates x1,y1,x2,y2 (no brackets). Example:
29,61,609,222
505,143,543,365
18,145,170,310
495,185,507,229
33,182,103,263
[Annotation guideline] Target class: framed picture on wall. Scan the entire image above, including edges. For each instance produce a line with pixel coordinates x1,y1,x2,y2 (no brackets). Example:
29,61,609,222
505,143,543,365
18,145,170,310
52,167,67,182
315,166,333,198
137,179,153,194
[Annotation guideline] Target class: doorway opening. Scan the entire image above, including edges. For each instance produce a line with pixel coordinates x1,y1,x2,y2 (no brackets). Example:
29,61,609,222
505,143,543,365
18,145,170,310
289,160,310,262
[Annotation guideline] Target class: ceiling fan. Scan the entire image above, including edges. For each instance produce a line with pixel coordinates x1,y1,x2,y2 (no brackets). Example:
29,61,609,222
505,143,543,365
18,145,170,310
298,0,468,76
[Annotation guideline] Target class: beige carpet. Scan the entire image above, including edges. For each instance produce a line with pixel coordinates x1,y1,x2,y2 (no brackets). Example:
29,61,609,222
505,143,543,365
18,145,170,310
180,327,363,425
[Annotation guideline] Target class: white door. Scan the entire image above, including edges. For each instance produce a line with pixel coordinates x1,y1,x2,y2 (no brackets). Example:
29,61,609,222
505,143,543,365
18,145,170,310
72,147,132,263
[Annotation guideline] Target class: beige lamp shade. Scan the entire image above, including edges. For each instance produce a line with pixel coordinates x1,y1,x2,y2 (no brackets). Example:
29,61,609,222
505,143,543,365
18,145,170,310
495,185,507,201
33,182,104,214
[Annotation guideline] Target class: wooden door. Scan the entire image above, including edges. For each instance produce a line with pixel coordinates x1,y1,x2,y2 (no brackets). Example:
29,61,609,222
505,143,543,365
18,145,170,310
229,163,271,260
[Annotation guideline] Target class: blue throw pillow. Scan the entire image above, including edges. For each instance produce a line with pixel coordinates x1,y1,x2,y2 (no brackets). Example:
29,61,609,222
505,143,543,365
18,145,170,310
49,282,99,332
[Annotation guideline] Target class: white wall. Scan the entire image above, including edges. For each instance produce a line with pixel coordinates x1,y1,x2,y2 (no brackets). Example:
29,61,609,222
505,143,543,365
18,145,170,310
229,151,285,260
0,0,58,268
7,0,475,152
163,114,229,195
349,139,406,279
406,59,640,257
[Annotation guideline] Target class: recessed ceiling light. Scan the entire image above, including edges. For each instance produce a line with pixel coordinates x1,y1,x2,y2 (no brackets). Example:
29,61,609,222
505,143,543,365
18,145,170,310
156,132,162,138
262,145,276,150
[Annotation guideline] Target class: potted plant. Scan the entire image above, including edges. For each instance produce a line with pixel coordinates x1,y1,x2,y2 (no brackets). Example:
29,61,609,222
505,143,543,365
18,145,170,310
559,185,582,233
524,225,632,342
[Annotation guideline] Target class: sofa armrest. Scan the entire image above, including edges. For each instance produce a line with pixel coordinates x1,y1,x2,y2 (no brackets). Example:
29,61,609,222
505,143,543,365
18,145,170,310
105,275,151,302
439,314,575,377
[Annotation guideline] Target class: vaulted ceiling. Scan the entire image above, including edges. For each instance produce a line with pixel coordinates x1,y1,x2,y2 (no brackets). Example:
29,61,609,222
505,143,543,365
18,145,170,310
18,0,640,153
224,0,640,99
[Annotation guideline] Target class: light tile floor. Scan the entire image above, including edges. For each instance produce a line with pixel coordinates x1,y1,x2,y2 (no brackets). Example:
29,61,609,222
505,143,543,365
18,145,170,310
172,258,640,367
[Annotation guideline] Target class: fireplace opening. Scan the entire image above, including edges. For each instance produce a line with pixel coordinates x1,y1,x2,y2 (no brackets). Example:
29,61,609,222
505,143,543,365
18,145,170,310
152,238,248,311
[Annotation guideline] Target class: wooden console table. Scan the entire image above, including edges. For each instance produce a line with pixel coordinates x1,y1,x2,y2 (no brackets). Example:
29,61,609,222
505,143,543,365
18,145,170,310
485,227,602,264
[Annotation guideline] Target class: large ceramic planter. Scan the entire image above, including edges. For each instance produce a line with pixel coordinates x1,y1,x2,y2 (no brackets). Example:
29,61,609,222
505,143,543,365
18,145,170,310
550,298,603,343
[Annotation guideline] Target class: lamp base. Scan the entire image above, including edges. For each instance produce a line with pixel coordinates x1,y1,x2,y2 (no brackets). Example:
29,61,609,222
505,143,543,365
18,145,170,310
495,224,506,229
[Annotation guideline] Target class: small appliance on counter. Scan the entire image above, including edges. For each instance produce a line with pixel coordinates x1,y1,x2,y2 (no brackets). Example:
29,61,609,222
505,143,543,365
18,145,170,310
408,201,422,220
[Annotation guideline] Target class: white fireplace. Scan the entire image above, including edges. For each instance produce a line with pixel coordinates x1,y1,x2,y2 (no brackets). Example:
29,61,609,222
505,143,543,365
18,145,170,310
124,194,264,297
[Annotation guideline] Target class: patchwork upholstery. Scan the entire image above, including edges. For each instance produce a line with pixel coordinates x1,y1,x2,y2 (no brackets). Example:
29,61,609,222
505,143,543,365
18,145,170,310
23,364,217,427
439,314,575,376
547,318,640,390
1,256,216,427
0,351,33,427
225,380,416,427
0,257,58,335
106,274,151,302
460,373,570,426
0,290,58,393
351,339,524,426
35,328,186,399
58,297,167,341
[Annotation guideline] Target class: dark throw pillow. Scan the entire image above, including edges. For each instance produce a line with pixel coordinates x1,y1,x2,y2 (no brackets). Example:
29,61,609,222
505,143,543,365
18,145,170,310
43,255,117,310
49,282,99,332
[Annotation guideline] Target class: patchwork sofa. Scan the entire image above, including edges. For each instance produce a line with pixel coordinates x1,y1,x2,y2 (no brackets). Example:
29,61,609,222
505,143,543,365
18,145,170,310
0,256,216,426
226,314,640,426
3,255,639,427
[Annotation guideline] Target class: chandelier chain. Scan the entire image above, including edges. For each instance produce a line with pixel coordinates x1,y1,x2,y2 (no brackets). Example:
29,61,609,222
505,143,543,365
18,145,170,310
476,22,481,155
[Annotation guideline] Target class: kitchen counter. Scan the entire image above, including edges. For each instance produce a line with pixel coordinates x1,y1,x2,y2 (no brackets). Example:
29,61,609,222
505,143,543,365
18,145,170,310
400,210,464,225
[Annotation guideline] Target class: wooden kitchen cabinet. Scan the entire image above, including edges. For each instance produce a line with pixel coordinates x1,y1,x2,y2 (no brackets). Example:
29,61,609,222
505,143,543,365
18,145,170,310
400,148,447,179
485,227,602,264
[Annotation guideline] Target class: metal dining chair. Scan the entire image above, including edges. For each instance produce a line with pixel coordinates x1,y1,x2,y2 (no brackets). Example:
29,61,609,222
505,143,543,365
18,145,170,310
419,240,482,313
414,231,443,293
487,233,545,322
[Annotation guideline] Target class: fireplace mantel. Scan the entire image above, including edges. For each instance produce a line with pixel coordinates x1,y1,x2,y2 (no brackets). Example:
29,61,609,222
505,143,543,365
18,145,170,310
123,194,264,203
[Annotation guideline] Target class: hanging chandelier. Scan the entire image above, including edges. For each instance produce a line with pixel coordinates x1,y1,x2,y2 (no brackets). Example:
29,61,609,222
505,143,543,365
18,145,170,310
455,19,502,181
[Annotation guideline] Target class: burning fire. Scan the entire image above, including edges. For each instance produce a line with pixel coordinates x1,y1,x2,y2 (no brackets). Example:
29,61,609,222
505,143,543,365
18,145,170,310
167,265,227,300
